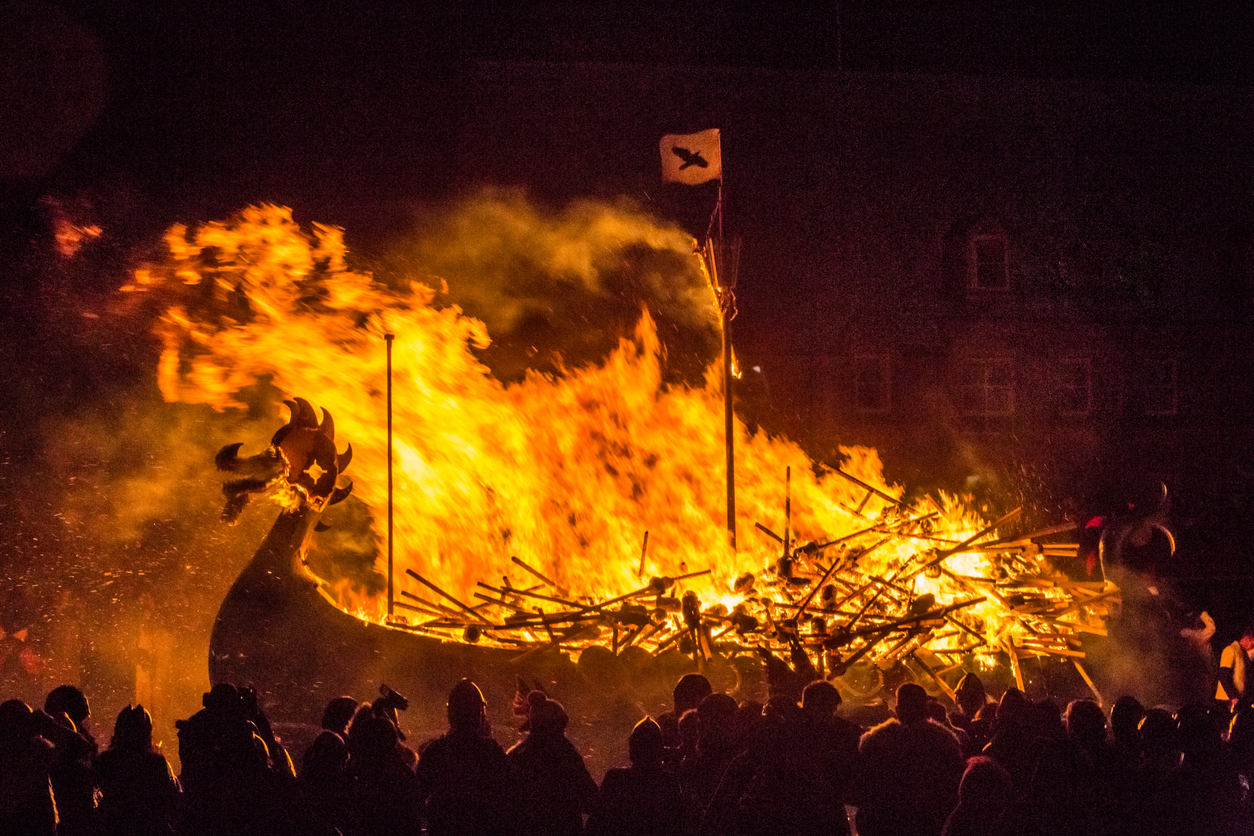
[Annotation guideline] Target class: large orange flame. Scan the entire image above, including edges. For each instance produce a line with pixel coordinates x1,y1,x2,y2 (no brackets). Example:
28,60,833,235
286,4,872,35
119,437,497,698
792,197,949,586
126,204,1111,674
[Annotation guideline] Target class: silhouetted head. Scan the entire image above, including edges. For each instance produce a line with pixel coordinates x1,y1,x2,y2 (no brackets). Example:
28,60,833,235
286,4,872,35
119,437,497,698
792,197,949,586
1139,707,1177,753
204,682,242,713
957,755,1014,808
447,679,486,731
995,687,1031,730
1175,702,1220,758
673,673,713,715
696,692,738,745
894,683,929,724
628,716,664,766
955,672,987,716
110,704,154,751
46,684,90,728
526,691,569,736
301,730,348,781
321,696,358,734
1065,699,1107,748
1110,695,1145,746
763,694,802,726
801,680,841,717
355,713,399,759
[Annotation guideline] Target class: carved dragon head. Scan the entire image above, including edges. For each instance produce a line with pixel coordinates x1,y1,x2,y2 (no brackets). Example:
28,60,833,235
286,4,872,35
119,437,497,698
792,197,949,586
214,397,353,522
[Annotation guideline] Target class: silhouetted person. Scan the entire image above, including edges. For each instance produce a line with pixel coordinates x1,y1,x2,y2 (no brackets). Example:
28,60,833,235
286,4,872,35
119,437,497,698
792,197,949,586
1157,702,1242,836
44,683,99,836
949,673,991,756
722,693,855,836
298,730,351,836
927,698,970,755
1134,707,1181,836
348,693,418,772
321,696,359,736
97,704,180,836
1226,707,1254,826
659,673,712,755
346,712,422,836
1228,706,1254,783
507,690,596,836
1102,695,1147,836
795,679,860,834
0,699,81,836
981,687,1039,794
997,733,1095,836
175,683,297,836
1110,695,1145,757
851,682,964,836
678,691,740,834
1064,698,1119,834
587,717,683,836
415,679,513,836
1216,624,1254,711
939,756,1013,836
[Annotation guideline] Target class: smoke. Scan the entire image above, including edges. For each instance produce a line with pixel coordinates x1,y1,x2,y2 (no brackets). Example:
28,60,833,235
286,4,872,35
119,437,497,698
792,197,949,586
0,190,728,756
1082,566,1212,708
0,389,281,758
382,189,722,381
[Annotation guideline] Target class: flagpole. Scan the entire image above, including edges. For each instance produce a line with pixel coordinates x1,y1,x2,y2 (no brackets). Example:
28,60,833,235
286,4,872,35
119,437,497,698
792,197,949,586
663,129,735,550
716,179,735,552
385,333,395,618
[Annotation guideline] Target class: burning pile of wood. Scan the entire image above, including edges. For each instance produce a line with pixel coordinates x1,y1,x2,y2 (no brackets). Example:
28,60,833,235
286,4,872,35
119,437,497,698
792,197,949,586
385,468,1116,700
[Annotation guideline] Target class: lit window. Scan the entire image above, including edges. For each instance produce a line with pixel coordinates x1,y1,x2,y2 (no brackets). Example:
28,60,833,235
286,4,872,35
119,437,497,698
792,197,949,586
854,354,891,413
1058,359,1092,417
957,358,1014,416
971,234,1009,290
1145,358,1178,416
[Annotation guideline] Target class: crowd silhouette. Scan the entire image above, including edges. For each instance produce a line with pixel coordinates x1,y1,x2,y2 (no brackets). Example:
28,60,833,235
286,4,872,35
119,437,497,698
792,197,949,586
5,670,1254,836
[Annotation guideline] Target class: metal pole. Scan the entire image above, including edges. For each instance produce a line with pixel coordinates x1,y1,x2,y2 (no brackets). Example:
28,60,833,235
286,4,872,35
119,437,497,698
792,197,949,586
714,179,735,551
385,333,395,617
723,292,735,551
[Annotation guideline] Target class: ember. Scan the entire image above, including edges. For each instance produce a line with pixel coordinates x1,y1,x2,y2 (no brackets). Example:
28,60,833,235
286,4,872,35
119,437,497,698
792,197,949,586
128,204,1117,696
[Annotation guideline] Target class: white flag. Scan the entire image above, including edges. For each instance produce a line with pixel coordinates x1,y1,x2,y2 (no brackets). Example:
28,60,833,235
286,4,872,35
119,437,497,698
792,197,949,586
660,129,721,185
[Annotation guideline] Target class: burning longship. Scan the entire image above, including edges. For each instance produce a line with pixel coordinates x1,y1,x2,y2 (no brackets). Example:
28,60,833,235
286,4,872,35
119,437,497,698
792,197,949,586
129,204,1119,715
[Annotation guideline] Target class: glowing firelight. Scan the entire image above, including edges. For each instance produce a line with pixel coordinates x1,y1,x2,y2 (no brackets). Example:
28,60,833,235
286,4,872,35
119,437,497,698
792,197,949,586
125,204,1113,675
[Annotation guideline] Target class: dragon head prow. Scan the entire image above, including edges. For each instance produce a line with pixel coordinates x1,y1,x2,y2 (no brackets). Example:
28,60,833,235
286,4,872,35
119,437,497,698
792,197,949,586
215,397,354,523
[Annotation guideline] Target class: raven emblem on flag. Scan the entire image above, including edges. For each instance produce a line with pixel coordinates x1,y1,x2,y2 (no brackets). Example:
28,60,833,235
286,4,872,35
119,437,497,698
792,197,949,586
671,146,709,170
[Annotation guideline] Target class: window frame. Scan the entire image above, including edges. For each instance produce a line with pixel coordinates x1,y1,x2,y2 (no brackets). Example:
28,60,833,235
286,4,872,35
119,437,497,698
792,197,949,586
969,232,1010,291
956,357,1015,418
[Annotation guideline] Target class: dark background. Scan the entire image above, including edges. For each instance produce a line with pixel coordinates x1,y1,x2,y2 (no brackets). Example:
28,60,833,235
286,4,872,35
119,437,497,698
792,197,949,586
1,0,1251,742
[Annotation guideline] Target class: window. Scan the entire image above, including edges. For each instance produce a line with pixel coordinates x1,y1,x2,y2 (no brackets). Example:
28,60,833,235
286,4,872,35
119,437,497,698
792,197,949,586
1058,359,1092,417
956,358,1014,416
1145,358,1178,416
970,234,1009,290
853,354,891,413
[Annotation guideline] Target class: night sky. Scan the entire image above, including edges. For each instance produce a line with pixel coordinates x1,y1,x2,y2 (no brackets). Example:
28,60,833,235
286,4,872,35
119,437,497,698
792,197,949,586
6,0,1252,391
7,1,1253,237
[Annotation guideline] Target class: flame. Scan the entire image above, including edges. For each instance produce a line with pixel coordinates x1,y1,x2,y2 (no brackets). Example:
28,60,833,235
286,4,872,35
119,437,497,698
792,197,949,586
127,204,1112,671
